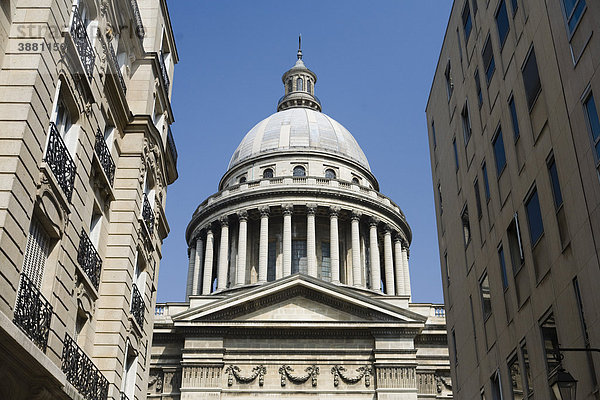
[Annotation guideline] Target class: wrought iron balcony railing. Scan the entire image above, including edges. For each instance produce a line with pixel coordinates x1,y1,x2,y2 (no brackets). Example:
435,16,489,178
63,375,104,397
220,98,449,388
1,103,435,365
120,392,130,400
142,193,154,234
131,283,144,328
94,129,115,185
130,0,145,39
13,273,53,352
62,334,109,400
77,229,102,291
69,5,95,79
107,42,126,94
44,122,76,202
158,51,170,91
167,125,177,167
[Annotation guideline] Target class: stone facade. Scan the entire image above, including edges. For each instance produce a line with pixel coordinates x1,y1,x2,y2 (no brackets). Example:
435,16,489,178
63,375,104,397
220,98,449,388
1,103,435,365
0,1,177,399
426,0,600,398
150,48,452,399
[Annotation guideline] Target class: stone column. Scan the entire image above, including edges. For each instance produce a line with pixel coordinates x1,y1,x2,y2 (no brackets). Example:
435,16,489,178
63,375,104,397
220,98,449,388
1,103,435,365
369,219,381,292
330,207,340,284
202,228,214,295
185,246,196,300
282,204,293,277
351,212,362,287
383,227,395,295
236,211,248,286
258,207,270,283
402,244,411,298
192,237,204,295
217,217,229,291
306,204,317,277
394,237,405,296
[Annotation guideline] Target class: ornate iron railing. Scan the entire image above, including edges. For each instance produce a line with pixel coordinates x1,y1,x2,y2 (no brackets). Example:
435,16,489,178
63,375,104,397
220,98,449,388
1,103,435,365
44,122,76,202
167,125,177,167
77,229,102,291
69,5,95,79
131,283,144,328
130,0,145,39
142,193,154,234
158,51,170,90
94,129,115,185
13,273,53,352
107,41,126,94
62,334,108,400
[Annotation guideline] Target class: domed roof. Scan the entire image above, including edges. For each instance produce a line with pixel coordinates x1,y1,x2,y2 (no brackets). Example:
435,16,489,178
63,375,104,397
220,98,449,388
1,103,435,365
228,108,370,171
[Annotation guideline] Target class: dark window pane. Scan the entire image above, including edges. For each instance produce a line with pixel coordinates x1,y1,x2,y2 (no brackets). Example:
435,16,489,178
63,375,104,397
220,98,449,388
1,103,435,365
496,0,510,46
263,168,274,178
462,206,471,246
462,104,472,145
293,166,306,176
563,0,586,33
462,2,472,41
432,121,437,148
472,0,478,15
453,139,460,170
508,355,523,398
480,273,492,320
499,246,508,289
493,128,507,175
491,373,502,400
445,61,453,100
521,343,533,395
541,314,561,373
267,241,276,281
585,94,600,144
475,70,483,106
482,162,491,200
510,0,518,15
525,188,544,245
548,158,563,208
523,48,542,109
325,169,336,179
475,179,483,218
320,242,331,281
451,329,458,365
483,37,496,83
509,97,520,140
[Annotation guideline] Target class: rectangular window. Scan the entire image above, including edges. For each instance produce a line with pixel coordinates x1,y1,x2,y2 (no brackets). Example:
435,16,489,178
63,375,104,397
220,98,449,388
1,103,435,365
547,155,563,209
453,138,460,170
498,245,508,290
482,162,491,201
320,241,331,282
491,371,502,400
462,205,471,246
522,47,542,110
495,0,510,47
508,354,524,399
480,272,492,320
432,121,437,148
451,328,458,365
510,0,518,15
482,35,496,84
475,69,483,106
584,92,600,160
493,127,507,175
507,215,524,272
462,103,472,145
474,178,483,219
267,241,276,281
561,0,586,34
520,342,533,396
540,313,560,374
445,61,453,100
509,96,520,140
462,1,472,42
525,186,544,245
291,240,307,274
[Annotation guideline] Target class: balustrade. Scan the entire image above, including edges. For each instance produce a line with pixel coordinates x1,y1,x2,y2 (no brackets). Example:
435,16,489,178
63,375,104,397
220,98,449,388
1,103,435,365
131,283,144,328
77,229,102,291
94,129,115,186
69,5,95,79
45,122,76,202
62,334,109,400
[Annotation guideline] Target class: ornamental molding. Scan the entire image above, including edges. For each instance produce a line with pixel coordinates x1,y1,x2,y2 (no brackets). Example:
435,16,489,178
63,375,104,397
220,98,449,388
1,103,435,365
278,364,319,387
331,364,372,387
225,365,266,386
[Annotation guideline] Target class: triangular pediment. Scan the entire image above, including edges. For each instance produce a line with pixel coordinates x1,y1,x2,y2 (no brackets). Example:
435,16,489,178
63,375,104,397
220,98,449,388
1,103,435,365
172,274,427,326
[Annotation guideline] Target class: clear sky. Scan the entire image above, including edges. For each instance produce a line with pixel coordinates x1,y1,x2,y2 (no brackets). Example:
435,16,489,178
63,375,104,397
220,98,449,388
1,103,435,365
158,1,453,304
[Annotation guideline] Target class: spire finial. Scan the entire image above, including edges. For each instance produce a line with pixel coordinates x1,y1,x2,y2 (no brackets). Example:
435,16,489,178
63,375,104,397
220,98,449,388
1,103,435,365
297,34,302,60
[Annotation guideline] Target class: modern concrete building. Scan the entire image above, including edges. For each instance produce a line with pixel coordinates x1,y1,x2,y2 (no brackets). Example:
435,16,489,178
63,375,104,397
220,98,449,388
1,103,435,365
149,47,452,400
426,0,600,399
0,1,178,399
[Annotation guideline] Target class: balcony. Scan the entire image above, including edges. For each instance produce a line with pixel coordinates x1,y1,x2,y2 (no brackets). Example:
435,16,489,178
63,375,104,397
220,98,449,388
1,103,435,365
142,193,154,235
13,273,53,352
167,125,178,168
94,129,115,186
44,122,76,202
158,51,170,91
69,5,95,79
107,42,126,94
130,0,145,39
131,283,144,328
62,334,108,400
77,229,102,291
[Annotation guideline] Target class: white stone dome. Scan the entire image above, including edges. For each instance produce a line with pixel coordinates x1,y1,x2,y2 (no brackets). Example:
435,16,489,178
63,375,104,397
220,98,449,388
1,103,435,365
228,108,371,171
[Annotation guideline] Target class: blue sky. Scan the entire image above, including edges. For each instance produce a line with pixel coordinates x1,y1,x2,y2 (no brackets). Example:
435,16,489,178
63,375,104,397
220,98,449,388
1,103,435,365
158,1,452,303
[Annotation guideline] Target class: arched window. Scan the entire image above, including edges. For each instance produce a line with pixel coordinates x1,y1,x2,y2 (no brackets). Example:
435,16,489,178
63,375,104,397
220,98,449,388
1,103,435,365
296,77,303,91
293,166,306,177
352,177,360,184
239,176,247,184
287,79,293,93
325,169,336,179
307,80,312,94
263,168,274,178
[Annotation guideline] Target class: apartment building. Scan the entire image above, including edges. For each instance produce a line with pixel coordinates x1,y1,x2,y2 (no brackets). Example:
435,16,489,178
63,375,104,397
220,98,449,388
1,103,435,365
0,0,178,399
426,0,600,399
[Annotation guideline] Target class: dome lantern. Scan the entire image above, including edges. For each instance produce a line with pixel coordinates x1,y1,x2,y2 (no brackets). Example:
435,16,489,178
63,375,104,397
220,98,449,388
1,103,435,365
277,36,322,112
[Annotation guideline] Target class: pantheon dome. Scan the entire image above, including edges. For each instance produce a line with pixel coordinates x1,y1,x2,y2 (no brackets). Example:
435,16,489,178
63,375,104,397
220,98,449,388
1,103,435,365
150,45,452,400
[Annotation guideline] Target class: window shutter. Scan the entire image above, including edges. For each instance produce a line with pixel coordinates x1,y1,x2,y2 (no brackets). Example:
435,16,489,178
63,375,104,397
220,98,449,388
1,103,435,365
22,220,50,289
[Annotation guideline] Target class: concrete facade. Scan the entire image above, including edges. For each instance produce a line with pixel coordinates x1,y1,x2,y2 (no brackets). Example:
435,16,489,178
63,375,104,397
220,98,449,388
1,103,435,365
150,49,452,399
0,0,178,399
426,0,600,398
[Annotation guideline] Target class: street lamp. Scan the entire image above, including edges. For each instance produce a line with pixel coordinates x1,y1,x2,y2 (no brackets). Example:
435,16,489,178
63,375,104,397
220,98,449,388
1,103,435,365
549,367,577,400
